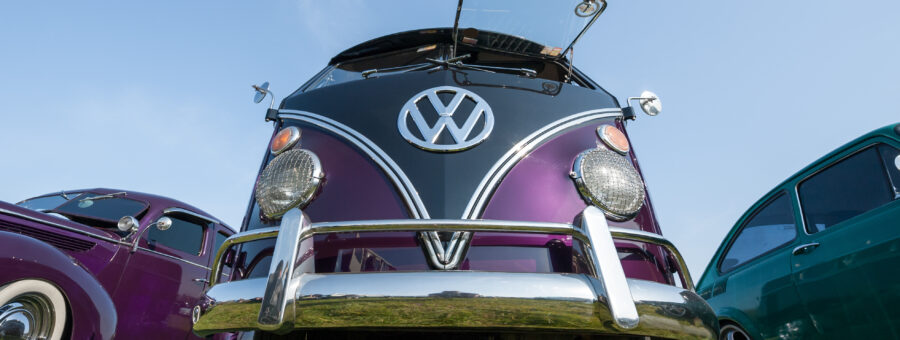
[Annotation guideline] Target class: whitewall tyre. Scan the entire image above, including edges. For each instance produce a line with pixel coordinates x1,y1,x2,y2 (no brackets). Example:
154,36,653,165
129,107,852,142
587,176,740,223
0,279,67,340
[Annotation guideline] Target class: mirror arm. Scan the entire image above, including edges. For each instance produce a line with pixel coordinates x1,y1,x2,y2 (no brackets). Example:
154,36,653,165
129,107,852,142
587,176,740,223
625,95,660,118
130,221,162,253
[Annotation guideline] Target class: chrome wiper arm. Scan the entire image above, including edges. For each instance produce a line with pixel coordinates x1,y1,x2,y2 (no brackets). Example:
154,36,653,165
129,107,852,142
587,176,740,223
79,192,127,202
361,62,432,79
424,54,536,78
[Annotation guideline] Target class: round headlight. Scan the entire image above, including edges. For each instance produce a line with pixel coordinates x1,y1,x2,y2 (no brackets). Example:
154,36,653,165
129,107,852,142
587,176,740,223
255,149,323,218
572,148,645,220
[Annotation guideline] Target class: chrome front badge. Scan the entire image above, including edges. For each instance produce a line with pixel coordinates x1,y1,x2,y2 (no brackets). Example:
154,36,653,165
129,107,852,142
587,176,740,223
397,86,494,152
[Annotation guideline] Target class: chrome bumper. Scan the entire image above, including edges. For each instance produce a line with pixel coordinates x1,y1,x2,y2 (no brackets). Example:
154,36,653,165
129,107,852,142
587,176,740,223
194,207,717,339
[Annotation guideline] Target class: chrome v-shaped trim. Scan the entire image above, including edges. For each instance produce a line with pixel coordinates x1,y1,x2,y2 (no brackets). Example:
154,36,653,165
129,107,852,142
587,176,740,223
278,108,623,270
279,110,465,269
463,108,623,219
419,231,471,269
279,110,429,219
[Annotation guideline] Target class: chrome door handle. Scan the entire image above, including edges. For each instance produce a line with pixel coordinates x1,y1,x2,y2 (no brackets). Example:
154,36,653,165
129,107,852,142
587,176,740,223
192,278,210,284
792,242,820,256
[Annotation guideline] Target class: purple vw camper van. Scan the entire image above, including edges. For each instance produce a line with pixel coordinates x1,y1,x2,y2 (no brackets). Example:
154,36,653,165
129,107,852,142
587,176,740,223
194,1,717,339
0,188,233,339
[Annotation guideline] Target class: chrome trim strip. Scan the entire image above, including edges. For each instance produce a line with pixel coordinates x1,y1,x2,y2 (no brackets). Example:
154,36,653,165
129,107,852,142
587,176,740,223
0,208,128,246
210,227,281,286
136,247,211,270
463,109,623,219
258,209,309,331
194,274,716,339
581,206,638,329
419,230,471,269
608,227,694,289
278,110,429,219
162,207,222,225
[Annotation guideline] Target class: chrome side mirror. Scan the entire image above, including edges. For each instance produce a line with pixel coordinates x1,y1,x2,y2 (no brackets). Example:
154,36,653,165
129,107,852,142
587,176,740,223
252,81,270,104
129,216,174,252
155,216,173,231
118,216,139,233
637,91,661,116
623,91,662,120
252,81,280,122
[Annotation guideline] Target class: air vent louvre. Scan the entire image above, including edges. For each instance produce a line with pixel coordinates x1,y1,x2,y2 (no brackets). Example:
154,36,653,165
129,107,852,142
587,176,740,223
0,220,96,252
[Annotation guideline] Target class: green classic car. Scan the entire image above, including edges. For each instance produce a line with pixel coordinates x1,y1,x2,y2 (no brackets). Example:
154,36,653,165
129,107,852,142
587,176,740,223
696,123,900,340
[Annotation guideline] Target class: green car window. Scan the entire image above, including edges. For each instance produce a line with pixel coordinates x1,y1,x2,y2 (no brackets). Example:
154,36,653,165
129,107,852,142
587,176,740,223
878,145,900,198
799,146,894,233
720,194,796,273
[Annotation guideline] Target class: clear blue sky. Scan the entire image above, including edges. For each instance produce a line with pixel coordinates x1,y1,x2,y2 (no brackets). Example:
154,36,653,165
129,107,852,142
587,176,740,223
1,1,898,277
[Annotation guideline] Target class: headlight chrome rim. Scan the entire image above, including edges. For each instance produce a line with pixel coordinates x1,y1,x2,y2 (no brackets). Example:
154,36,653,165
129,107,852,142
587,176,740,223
255,149,324,219
572,147,646,220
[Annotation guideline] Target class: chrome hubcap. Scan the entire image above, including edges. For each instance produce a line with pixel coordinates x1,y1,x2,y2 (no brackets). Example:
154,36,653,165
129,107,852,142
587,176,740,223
0,294,54,340
719,325,750,340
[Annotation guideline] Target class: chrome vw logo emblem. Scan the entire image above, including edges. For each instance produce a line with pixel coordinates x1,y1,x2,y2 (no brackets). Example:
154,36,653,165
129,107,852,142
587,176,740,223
397,86,494,152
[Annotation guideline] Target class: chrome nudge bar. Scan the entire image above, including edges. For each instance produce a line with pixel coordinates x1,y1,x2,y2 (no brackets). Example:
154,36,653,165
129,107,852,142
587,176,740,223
197,207,714,339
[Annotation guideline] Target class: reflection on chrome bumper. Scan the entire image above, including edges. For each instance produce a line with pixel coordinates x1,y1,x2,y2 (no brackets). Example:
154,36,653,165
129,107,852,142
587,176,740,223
194,274,715,339
195,207,717,339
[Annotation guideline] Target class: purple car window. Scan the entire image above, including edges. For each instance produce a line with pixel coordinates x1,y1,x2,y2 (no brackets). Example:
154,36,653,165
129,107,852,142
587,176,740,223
148,216,207,256
53,194,148,225
720,193,796,273
799,146,894,233
16,193,81,212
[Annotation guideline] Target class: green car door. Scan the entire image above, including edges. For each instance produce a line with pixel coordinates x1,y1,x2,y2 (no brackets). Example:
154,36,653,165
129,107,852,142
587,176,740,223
706,193,815,339
790,141,900,338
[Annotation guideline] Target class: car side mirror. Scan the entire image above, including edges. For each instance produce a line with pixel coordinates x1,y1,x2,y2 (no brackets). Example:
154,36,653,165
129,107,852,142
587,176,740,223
252,81,280,122
223,248,236,267
117,216,140,233
623,91,662,120
155,217,173,231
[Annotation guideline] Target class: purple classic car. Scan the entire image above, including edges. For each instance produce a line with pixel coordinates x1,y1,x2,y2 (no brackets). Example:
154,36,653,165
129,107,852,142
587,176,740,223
194,1,717,339
0,188,233,340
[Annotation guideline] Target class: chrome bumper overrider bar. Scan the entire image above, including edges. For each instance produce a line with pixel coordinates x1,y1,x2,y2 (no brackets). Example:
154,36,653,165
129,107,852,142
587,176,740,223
196,207,716,339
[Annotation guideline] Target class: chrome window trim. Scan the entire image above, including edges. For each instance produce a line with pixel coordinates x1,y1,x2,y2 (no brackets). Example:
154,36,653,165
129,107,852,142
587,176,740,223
793,142,884,235
278,110,429,219
135,246,211,270
0,208,129,246
162,207,222,225
463,108,623,219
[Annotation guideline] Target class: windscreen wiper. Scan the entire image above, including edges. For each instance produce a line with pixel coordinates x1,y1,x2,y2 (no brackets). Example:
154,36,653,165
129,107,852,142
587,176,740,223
417,54,537,78
80,192,127,202
363,53,537,79
361,62,432,79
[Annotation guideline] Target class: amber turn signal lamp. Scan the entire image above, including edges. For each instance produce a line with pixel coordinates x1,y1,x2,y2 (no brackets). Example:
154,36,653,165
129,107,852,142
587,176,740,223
271,126,301,155
597,125,629,154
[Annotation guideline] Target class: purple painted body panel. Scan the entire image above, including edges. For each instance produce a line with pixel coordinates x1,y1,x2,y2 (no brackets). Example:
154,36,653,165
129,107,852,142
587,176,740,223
478,121,673,285
0,188,233,340
296,126,411,221
246,119,679,286
0,231,117,340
